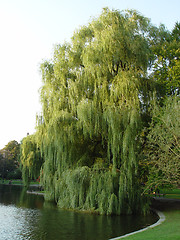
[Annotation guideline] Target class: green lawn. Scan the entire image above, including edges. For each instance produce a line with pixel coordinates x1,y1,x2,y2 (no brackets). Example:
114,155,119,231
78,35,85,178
117,209,180,240
163,194,180,199
159,188,180,199
148,188,180,199
0,179,39,186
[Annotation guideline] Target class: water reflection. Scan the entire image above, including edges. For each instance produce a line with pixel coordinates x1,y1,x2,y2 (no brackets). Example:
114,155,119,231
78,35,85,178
0,185,158,240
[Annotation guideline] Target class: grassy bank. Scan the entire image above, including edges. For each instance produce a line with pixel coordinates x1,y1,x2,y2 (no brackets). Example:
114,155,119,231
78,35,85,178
0,179,40,186
147,188,180,200
159,188,180,199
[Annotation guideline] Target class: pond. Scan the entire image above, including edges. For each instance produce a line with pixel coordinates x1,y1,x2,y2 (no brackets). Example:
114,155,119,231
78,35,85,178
0,184,158,240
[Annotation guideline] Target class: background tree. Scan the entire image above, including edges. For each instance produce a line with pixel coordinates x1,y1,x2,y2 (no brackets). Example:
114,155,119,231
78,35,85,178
152,22,180,96
0,140,21,179
137,23,180,193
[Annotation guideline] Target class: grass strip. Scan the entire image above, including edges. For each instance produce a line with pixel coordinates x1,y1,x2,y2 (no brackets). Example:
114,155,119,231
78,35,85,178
160,189,180,195
0,179,39,186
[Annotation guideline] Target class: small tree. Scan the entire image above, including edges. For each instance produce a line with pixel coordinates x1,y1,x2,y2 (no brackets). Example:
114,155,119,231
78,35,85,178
144,95,180,192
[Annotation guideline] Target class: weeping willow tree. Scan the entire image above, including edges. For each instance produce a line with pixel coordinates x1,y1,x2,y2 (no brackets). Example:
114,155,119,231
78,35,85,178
34,8,156,215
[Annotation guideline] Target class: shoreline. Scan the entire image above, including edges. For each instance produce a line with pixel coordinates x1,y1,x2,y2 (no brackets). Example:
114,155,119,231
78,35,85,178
109,209,165,240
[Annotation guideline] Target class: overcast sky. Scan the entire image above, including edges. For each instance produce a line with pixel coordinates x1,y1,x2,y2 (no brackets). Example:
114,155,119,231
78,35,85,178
0,0,179,149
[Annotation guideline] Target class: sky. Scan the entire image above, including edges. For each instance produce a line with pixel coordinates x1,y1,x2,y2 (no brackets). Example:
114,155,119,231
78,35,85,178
0,0,179,149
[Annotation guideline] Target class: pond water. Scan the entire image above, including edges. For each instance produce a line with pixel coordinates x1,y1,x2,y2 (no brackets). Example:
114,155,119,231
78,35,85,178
0,184,158,240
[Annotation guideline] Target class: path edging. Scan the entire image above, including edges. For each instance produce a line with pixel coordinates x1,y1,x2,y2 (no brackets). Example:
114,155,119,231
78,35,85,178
109,209,165,240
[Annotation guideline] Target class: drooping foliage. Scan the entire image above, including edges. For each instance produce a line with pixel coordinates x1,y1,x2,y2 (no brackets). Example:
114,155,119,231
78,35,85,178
20,134,43,186
32,8,156,215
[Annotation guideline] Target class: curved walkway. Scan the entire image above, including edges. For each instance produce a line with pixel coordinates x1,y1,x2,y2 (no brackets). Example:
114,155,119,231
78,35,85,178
109,209,165,240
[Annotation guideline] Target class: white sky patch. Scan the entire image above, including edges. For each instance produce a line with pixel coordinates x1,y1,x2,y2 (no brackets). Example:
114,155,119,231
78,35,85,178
0,8,43,148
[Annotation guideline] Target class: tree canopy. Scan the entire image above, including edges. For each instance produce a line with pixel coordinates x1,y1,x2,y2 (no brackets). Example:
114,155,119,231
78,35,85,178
152,22,180,96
